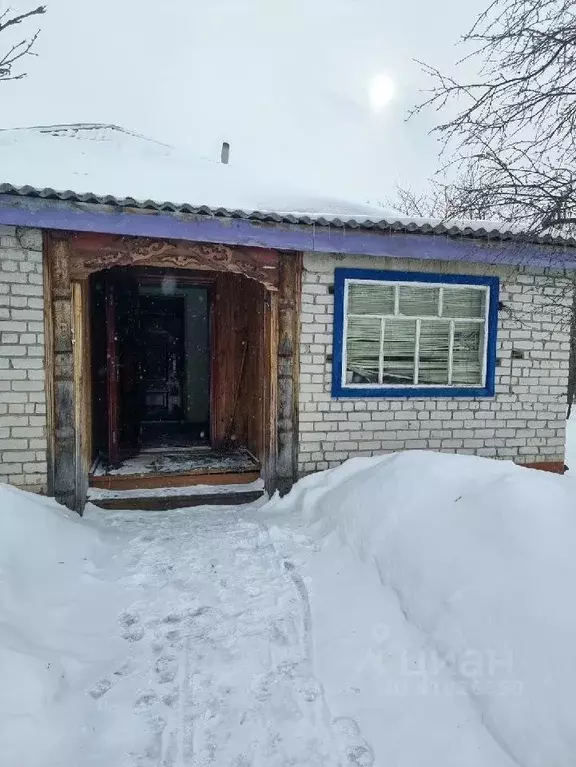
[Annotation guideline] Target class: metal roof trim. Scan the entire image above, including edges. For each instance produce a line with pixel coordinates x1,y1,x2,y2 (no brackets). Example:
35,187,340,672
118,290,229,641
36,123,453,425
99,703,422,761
2,182,576,248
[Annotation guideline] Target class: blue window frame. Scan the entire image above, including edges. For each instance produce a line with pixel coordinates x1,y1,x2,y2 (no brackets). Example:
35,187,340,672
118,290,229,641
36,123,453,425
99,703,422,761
332,268,499,398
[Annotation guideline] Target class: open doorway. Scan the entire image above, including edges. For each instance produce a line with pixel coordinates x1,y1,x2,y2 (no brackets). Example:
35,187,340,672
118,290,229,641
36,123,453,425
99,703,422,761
89,266,268,489
138,287,210,448
91,267,211,461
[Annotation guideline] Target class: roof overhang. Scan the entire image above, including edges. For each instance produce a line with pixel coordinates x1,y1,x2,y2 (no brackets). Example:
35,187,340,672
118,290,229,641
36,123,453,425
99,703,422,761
2,193,576,270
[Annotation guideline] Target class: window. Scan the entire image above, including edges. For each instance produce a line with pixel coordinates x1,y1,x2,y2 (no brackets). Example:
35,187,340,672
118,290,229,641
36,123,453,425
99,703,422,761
332,268,499,398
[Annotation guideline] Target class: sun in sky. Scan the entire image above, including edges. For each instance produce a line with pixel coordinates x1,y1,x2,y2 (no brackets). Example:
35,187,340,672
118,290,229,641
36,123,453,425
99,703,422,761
369,73,395,111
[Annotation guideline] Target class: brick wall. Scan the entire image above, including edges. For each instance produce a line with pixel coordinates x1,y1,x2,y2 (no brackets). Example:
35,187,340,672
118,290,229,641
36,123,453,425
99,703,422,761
298,251,572,475
0,226,47,492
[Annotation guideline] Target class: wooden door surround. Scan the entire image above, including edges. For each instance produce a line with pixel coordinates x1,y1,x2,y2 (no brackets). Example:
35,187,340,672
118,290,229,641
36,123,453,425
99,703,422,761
67,233,280,289
43,231,301,511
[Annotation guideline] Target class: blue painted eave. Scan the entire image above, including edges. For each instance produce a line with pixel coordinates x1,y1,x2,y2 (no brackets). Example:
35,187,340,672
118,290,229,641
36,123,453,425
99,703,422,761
1,193,576,269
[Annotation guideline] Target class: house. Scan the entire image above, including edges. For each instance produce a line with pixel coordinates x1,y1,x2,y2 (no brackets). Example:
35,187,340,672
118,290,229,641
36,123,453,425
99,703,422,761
0,123,573,511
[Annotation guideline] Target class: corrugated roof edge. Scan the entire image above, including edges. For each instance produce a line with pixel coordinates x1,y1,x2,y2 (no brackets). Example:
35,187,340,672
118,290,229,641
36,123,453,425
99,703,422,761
2,182,575,248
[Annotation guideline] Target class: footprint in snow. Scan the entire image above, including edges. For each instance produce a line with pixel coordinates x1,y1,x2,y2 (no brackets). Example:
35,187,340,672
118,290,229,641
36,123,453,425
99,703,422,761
161,690,178,708
122,625,145,643
154,654,178,684
130,714,166,765
119,611,140,627
299,679,320,703
118,612,145,642
164,629,181,647
332,716,375,767
134,691,158,713
88,678,111,700
161,612,183,625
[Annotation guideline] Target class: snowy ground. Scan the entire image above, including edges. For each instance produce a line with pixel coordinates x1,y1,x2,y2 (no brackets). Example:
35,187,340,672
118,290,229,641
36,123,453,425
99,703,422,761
3,451,576,766
2,495,349,766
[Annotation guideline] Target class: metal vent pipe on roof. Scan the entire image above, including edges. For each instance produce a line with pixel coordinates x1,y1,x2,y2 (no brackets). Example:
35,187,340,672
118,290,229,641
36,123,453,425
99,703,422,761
221,142,230,164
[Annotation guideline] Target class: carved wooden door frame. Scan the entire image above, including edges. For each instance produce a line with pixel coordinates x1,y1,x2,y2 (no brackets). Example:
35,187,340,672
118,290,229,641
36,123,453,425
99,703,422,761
43,231,301,511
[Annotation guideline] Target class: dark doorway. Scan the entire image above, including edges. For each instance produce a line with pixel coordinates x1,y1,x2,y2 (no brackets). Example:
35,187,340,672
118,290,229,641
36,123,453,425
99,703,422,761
91,268,211,465
138,285,210,449
140,295,185,422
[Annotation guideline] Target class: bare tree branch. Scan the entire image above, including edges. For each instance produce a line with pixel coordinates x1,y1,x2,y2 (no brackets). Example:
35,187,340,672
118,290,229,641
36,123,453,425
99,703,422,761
0,5,45,33
411,4,576,412
391,173,576,412
0,5,46,82
412,0,576,236
387,169,499,223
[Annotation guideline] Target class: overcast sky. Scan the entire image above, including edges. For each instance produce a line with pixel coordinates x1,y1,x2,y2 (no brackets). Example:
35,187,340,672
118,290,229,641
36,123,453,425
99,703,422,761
1,0,485,205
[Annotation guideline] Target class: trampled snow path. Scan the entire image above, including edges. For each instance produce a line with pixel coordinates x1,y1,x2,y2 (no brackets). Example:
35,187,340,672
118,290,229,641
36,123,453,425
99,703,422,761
72,505,366,767
7,454,576,767
10,457,552,767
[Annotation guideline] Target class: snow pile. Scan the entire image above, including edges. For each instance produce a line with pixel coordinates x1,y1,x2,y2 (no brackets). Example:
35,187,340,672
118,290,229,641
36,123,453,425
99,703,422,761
272,451,576,767
0,484,102,603
0,487,97,709
0,485,126,765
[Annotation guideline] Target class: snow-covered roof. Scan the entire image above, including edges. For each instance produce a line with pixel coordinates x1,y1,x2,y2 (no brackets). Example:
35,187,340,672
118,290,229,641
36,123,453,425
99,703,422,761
0,123,572,245
0,123,397,222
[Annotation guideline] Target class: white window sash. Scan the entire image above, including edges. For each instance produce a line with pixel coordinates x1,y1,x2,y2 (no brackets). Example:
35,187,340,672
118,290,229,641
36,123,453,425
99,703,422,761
447,320,455,385
413,318,421,386
342,278,490,389
378,318,385,384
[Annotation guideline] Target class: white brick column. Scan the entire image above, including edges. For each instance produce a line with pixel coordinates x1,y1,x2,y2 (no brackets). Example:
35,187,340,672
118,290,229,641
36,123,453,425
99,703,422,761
0,226,47,492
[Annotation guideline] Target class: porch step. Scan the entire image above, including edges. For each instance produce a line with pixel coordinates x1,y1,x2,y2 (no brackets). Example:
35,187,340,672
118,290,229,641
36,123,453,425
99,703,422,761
86,479,265,511
89,447,261,491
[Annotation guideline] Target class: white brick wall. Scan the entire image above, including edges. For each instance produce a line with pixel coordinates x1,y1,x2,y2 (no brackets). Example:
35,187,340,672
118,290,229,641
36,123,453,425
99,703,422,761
0,226,47,492
298,251,572,474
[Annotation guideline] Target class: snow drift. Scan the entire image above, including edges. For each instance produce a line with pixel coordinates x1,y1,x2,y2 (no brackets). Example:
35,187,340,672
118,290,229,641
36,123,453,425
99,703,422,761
272,451,576,767
0,485,125,765
0,487,100,710
0,484,103,602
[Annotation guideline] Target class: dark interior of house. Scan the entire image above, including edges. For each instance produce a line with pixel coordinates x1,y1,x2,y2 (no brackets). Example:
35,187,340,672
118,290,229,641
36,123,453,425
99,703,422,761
90,268,211,462
89,265,269,486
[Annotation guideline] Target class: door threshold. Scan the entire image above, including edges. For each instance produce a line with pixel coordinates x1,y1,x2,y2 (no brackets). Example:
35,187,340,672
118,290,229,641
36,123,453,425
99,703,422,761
90,470,261,491
89,447,261,491
87,478,265,510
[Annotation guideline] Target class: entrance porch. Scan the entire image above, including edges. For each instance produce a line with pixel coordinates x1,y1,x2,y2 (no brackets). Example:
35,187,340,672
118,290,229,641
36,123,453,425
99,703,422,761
43,232,302,510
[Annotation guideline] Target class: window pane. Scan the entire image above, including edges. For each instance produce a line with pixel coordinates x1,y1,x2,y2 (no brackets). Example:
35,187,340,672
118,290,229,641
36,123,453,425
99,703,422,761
398,285,439,317
452,322,483,385
381,319,416,384
348,282,395,315
418,320,450,384
346,316,381,383
443,287,485,319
